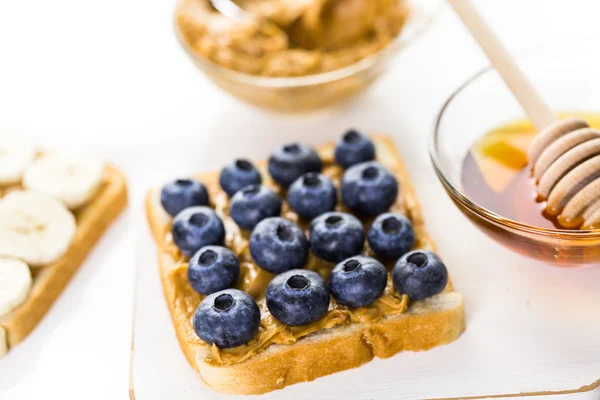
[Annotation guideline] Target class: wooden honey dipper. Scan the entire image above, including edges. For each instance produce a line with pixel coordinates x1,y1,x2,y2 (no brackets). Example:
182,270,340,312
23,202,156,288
449,0,600,229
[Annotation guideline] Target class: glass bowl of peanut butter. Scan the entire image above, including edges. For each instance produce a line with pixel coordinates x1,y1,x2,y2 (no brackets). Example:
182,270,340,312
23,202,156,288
430,36,600,267
174,0,442,111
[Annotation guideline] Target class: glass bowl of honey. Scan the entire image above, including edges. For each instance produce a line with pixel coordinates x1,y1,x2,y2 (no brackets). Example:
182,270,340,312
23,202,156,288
430,37,600,267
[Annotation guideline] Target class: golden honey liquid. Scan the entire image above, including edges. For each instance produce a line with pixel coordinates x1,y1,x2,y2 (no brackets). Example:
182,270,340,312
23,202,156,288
461,113,600,230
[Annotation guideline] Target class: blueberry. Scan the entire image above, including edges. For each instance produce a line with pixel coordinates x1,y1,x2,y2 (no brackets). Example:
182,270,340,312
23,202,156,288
266,269,330,326
287,173,337,220
230,185,282,231
341,161,399,217
334,130,376,169
309,212,365,263
193,289,260,348
249,217,309,274
160,179,209,217
172,206,225,257
219,159,262,198
268,143,322,187
392,250,448,301
368,213,415,260
187,246,240,295
329,256,387,308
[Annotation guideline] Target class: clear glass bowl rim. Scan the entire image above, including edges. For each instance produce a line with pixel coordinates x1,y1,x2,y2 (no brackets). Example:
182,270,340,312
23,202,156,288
172,0,442,88
429,46,600,239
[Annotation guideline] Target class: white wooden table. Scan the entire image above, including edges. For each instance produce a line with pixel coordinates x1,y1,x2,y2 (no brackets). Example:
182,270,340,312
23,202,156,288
0,0,599,399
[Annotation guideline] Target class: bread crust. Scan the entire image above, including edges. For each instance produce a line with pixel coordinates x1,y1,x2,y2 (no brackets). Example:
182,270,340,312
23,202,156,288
0,164,128,349
145,135,465,394
195,292,464,394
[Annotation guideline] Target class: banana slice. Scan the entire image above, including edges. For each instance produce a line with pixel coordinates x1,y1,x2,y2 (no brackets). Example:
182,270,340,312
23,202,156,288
0,134,37,185
0,190,76,266
0,257,32,318
23,154,105,209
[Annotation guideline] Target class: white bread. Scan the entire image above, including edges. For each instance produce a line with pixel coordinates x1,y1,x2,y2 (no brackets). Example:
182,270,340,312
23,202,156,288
0,165,128,350
145,135,465,395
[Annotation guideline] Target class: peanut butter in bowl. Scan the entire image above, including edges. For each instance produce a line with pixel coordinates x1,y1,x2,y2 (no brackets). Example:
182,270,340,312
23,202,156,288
172,0,441,111
176,0,409,77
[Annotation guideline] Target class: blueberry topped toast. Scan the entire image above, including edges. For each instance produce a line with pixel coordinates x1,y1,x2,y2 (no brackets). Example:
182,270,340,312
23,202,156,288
145,133,465,395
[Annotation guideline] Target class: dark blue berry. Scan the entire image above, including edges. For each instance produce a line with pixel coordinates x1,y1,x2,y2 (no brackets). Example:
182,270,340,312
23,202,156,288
172,206,225,257
392,250,448,301
341,161,399,217
193,289,260,348
329,256,387,308
249,217,309,274
268,143,322,187
230,185,281,231
334,130,376,169
187,246,240,295
368,213,415,260
160,179,209,217
266,269,330,326
309,212,365,263
219,159,262,198
287,173,337,220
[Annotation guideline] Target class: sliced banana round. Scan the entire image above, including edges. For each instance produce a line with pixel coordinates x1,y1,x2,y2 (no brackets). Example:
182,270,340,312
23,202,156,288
23,154,105,209
0,190,76,266
0,134,37,185
0,257,32,318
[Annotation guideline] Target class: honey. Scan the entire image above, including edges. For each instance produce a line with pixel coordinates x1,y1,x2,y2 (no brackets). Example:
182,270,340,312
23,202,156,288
461,113,600,230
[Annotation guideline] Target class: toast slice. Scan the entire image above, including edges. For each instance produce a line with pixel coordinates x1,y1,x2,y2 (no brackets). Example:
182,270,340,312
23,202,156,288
0,164,128,350
145,135,465,395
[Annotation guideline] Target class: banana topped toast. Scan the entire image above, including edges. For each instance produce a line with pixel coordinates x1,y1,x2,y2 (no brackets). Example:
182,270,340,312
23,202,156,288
145,133,465,395
0,136,127,357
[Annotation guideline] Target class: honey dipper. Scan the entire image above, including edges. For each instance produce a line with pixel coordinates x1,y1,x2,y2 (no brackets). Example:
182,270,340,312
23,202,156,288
448,0,600,229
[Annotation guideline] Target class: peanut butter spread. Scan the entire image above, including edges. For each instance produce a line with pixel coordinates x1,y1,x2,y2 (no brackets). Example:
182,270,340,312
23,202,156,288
175,0,409,77
161,146,433,366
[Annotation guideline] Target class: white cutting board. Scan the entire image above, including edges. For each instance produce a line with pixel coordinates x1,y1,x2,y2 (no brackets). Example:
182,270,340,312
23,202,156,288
129,145,600,400
128,2,600,398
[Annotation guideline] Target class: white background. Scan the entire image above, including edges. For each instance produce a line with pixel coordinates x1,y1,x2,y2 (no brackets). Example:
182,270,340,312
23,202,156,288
1,0,599,399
